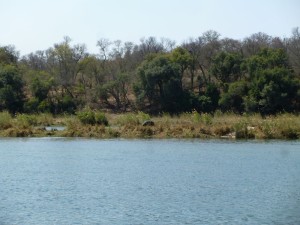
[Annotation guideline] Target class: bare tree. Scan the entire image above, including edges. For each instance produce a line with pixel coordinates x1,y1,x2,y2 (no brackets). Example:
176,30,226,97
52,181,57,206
286,27,300,75
220,38,242,53
242,32,272,56
96,38,112,61
46,37,87,97
160,37,176,52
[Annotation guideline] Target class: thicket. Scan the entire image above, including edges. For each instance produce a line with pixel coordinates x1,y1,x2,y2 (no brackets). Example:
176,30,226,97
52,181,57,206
0,29,299,115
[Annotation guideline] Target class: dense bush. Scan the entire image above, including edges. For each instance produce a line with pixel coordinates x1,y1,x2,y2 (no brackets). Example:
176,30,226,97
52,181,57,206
94,112,109,126
0,111,12,129
77,108,108,125
0,65,25,113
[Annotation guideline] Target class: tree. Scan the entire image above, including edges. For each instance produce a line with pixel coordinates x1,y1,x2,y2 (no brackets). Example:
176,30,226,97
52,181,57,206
25,72,54,113
201,30,222,74
182,37,207,91
242,48,289,79
210,51,243,86
135,54,189,113
219,81,248,113
197,83,220,112
139,37,165,57
0,65,25,113
97,38,111,61
77,55,104,104
243,48,299,114
246,67,299,114
182,31,221,92
21,50,47,70
220,38,242,53
0,46,19,65
242,32,272,57
219,48,299,114
47,37,87,97
170,47,192,89
98,73,130,110
94,40,136,111
30,73,53,101
286,27,300,75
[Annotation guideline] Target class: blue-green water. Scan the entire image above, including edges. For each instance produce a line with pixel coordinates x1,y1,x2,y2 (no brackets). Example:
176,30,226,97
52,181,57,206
0,138,299,225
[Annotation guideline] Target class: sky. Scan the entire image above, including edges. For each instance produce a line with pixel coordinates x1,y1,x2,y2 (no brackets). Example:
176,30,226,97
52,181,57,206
1,0,299,55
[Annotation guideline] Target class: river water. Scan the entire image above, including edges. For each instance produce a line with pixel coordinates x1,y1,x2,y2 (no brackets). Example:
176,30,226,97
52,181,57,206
0,138,299,225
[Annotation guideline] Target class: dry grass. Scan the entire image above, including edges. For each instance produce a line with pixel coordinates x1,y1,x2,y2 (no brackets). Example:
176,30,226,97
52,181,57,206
0,111,299,139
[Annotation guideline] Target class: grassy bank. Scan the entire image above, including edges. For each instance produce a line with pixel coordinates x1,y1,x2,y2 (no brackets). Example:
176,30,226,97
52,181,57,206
0,111,299,139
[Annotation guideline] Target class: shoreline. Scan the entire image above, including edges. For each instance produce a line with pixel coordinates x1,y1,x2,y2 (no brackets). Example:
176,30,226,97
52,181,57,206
0,112,299,140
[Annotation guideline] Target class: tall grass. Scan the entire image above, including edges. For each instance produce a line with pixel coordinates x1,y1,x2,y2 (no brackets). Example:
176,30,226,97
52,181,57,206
76,108,108,126
0,112,55,137
114,111,151,126
0,111,299,139
0,111,12,129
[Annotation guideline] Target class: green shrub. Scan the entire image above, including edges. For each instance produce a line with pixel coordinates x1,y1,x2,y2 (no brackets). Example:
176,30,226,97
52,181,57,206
191,111,213,125
234,119,255,139
0,111,12,129
192,110,201,123
137,111,151,122
77,109,108,125
201,113,213,125
116,113,140,126
15,114,38,128
95,112,109,126
259,120,277,139
77,109,96,125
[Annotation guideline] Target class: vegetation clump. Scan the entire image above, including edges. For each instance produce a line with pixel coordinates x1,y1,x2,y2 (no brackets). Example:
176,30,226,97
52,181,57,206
0,111,12,129
77,108,108,126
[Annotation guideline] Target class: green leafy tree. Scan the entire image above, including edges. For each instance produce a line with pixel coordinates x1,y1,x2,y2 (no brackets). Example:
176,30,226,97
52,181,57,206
247,68,299,114
0,65,25,113
98,73,130,110
197,83,220,112
0,46,18,65
220,48,300,114
210,51,243,85
244,48,299,114
22,69,54,113
135,54,189,113
219,81,248,113
30,76,53,102
242,48,289,78
170,47,192,89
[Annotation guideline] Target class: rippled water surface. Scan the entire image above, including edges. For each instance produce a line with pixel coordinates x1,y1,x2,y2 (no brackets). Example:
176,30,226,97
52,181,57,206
0,138,299,225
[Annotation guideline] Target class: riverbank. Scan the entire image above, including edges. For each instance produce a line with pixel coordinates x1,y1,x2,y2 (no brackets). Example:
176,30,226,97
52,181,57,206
0,111,299,139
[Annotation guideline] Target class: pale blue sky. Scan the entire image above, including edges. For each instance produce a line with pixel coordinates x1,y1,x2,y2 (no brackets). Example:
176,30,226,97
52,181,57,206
1,0,299,55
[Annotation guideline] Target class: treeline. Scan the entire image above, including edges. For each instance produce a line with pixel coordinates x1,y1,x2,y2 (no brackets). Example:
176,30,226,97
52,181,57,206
0,29,299,115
